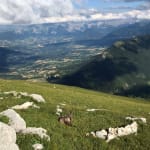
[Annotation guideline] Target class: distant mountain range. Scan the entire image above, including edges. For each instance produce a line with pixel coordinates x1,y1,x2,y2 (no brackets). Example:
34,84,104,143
57,35,150,98
99,20,150,46
0,19,149,44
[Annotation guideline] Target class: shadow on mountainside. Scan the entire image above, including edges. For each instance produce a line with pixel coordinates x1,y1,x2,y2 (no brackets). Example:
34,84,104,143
117,85,150,99
0,47,22,73
52,57,137,92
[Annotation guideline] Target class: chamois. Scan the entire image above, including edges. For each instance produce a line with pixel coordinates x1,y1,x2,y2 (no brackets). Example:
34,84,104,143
58,113,72,126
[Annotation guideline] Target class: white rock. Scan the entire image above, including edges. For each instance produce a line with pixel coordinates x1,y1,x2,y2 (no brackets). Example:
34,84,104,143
140,118,147,124
12,102,39,110
0,109,26,132
95,130,107,140
86,109,99,112
19,92,29,97
32,144,44,150
0,144,19,150
0,122,19,150
59,103,66,106
0,122,16,144
21,127,50,141
126,116,147,123
88,122,138,143
56,105,63,116
56,112,61,116
33,104,40,109
4,91,18,97
0,97,4,100
56,108,62,113
86,108,109,112
29,94,45,103
107,128,118,142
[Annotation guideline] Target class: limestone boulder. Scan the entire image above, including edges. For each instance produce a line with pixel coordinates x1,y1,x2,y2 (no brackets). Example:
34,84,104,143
29,94,45,103
0,109,26,132
0,122,19,150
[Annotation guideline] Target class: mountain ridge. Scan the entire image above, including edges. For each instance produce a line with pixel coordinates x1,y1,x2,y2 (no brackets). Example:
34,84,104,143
56,35,150,98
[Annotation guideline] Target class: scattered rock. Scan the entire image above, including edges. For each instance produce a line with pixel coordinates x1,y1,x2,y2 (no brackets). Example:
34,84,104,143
0,122,19,150
95,130,108,140
86,122,138,142
12,102,40,110
3,91,46,103
56,105,63,116
4,91,18,97
86,109,99,112
0,97,4,100
59,103,66,106
0,109,26,132
126,116,147,123
29,94,45,103
21,127,50,141
0,122,16,144
86,108,109,112
32,144,44,150
19,92,29,97
0,109,50,143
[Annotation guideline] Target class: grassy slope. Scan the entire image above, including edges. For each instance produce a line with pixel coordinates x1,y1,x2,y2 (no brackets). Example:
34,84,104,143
0,79,150,150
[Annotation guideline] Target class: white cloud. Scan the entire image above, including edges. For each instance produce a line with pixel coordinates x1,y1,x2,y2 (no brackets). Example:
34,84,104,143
0,0,74,24
90,10,150,20
0,0,149,24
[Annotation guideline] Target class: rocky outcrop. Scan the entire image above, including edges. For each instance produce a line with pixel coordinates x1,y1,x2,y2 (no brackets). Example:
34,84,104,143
12,102,40,110
29,94,45,103
86,122,138,142
0,109,50,141
21,127,50,141
0,144,19,150
0,122,19,150
126,116,147,123
3,91,46,103
0,109,26,132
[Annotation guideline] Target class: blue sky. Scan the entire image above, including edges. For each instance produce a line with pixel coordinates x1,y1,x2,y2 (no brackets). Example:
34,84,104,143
0,0,149,24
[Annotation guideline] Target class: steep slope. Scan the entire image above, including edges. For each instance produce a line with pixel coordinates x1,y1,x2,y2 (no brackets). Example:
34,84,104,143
0,79,150,150
58,35,150,98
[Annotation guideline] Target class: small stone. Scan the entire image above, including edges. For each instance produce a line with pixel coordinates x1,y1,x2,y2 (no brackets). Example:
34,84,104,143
32,144,44,150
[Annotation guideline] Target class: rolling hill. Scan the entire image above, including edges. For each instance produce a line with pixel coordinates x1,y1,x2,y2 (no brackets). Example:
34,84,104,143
0,79,150,150
57,35,150,98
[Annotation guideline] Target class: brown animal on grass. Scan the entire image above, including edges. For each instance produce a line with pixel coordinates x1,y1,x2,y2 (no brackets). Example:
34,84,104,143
58,113,72,126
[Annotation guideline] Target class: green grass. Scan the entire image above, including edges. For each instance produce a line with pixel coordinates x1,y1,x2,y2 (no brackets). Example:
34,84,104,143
0,79,150,150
